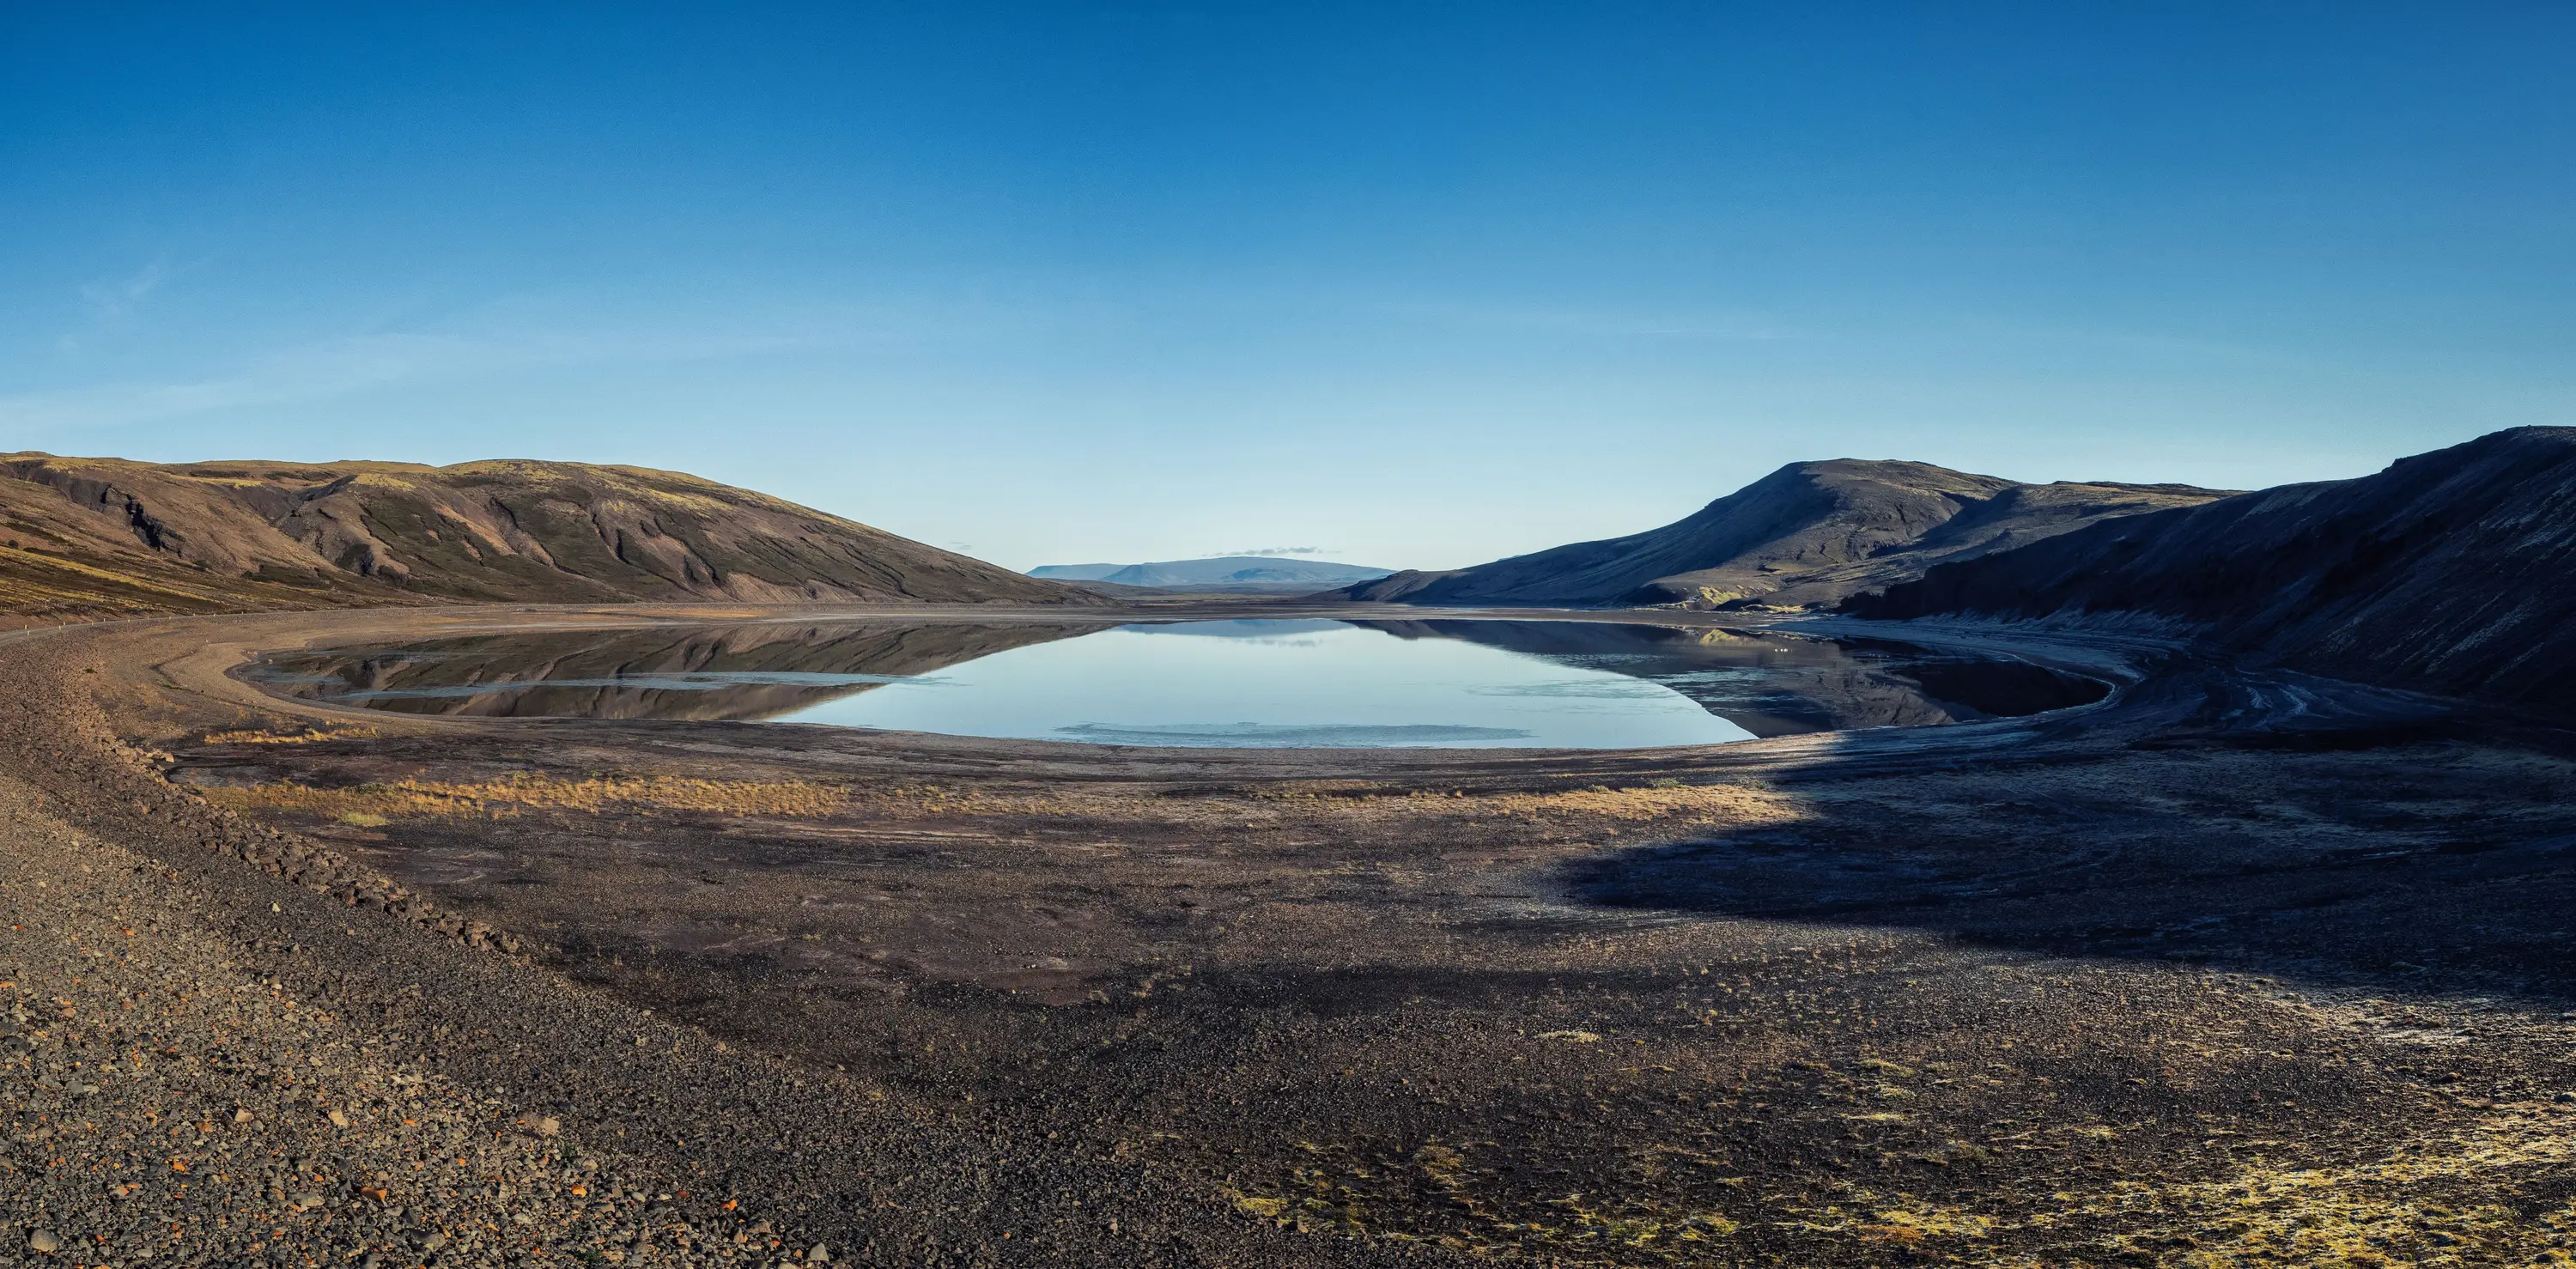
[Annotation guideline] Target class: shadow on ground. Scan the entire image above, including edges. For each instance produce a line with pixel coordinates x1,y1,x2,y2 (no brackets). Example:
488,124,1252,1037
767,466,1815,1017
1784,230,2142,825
1565,708,2576,1008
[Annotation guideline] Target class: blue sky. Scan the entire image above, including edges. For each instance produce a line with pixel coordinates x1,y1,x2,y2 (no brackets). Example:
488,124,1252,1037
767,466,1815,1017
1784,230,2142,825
5,3,2571,571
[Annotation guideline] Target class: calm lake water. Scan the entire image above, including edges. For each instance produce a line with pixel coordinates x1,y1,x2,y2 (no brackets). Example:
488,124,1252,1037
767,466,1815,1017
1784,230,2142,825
245,618,2105,750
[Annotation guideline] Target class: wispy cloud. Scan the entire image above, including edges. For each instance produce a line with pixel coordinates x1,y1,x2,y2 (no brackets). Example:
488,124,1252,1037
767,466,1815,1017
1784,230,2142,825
57,256,215,354
1383,298,1791,342
80,258,180,323
4,319,828,433
9,288,1119,433
1209,545,1327,557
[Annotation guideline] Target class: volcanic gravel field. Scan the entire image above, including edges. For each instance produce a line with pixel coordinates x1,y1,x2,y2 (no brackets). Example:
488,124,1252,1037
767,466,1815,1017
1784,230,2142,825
4,604,2575,1268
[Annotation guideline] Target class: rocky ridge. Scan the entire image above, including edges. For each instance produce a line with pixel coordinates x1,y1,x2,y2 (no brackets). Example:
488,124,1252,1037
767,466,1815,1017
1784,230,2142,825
1843,427,2576,710
0,454,1096,624
1340,459,2230,610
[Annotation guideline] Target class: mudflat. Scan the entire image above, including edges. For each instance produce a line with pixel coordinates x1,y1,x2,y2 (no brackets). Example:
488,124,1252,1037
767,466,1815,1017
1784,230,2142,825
6,603,2574,1266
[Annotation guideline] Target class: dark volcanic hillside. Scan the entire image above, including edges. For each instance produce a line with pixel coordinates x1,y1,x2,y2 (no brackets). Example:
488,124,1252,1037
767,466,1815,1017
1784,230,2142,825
1342,459,2230,609
1845,427,2576,708
0,454,1097,623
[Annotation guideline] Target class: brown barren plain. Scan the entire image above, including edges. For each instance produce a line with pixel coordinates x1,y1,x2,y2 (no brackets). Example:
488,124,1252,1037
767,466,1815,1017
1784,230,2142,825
3,604,2574,1267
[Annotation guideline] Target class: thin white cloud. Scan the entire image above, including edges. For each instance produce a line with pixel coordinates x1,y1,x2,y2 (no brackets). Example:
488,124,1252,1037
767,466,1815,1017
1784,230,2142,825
80,258,173,323
1384,298,1792,342
58,256,209,355
7,288,1122,434
1,321,828,433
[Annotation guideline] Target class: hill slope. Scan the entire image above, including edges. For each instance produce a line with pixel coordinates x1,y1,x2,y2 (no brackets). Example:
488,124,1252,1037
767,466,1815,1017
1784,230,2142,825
1342,460,2231,609
1843,428,2576,707
0,453,1097,623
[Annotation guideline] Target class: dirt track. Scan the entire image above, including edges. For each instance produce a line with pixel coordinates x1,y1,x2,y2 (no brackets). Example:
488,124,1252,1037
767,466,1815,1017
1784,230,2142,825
6,604,2576,1266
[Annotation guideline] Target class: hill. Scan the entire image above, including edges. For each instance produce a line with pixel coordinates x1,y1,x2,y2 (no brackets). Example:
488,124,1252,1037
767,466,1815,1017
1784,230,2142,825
1032,556,1394,588
0,453,1099,624
1841,428,2576,708
1340,460,2231,609
1026,562,1127,582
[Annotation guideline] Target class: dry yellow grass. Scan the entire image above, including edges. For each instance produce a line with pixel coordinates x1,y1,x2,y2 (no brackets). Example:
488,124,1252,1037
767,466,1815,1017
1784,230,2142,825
193,762,1794,844
199,774,851,820
1760,1102,2576,1265
202,726,381,745
845,779,1801,832
2090,1102,2576,1266
1468,781,1796,824
1224,1102,2576,1264
0,545,238,603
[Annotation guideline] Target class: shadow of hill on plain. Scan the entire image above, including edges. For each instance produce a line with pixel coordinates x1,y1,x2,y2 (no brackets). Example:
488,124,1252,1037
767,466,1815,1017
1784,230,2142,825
1561,677,2576,1010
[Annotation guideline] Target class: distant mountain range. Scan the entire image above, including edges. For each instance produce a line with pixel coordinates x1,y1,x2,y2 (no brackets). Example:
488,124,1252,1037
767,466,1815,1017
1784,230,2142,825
1844,427,2576,709
0,453,1099,623
17,432,2571,713
1031,556,1394,589
1338,460,2233,609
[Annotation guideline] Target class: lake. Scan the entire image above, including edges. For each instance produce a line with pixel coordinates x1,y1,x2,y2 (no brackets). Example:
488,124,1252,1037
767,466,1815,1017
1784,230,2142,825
243,618,2105,750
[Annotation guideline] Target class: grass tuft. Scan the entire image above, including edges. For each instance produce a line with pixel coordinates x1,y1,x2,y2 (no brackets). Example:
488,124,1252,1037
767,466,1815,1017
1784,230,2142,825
198,774,851,820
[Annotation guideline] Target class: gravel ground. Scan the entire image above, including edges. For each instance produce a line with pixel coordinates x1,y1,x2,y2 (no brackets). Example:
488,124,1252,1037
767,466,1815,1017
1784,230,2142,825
0,623,868,1266
0,773,805,1268
0,621,1416,1269
9,605,2576,1266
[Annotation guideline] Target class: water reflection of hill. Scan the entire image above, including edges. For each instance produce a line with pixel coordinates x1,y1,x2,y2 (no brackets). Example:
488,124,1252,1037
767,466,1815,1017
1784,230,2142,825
1350,620,2100,736
252,622,1097,721
253,618,2106,738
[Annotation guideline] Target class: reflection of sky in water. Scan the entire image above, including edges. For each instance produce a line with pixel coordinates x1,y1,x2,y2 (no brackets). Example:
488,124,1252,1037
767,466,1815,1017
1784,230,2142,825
1118,619,1347,638
1054,722,1535,747
772,621,1753,749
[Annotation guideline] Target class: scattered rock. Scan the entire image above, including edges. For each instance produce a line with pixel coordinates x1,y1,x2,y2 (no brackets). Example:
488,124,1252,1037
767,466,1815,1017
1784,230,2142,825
28,1228,61,1253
